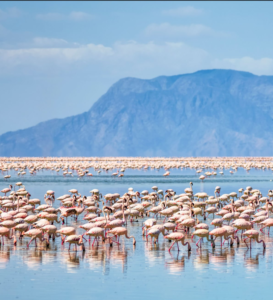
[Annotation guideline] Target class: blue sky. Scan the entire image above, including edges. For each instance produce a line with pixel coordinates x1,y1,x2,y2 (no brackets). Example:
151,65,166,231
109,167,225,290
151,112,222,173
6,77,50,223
1,1,273,134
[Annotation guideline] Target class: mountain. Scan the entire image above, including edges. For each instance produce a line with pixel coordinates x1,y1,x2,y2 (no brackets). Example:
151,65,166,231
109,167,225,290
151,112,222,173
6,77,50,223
1,69,273,157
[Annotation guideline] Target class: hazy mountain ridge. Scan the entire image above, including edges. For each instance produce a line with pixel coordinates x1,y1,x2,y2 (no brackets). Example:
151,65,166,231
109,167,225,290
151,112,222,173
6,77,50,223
1,69,273,157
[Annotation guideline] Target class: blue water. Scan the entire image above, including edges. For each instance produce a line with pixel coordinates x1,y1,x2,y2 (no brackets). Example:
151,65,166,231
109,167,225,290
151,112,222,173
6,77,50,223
1,167,273,300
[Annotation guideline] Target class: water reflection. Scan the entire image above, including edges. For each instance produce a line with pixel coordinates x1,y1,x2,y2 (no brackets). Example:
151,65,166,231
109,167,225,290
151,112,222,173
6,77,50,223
244,250,265,272
87,246,109,274
145,241,165,267
0,248,10,269
23,249,43,270
108,246,128,273
62,251,82,273
165,252,191,274
193,250,210,269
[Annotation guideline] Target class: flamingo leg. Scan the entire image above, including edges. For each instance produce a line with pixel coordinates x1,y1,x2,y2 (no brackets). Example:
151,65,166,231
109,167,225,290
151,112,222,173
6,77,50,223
111,239,120,245
243,238,249,248
142,227,145,236
92,237,97,246
196,237,201,248
211,237,217,248
257,239,266,249
222,237,231,246
168,241,175,252
27,237,34,248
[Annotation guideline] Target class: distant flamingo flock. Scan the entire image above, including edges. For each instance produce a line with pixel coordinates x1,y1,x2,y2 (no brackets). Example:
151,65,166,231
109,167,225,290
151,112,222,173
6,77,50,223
0,156,271,179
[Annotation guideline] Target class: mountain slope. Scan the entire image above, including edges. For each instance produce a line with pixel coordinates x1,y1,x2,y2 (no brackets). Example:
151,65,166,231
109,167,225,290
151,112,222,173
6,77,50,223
1,69,273,156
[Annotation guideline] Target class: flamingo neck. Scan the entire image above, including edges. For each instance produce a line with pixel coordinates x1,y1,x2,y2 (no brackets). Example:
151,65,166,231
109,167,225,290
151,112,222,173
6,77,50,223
102,210,107,222
122,205,126,222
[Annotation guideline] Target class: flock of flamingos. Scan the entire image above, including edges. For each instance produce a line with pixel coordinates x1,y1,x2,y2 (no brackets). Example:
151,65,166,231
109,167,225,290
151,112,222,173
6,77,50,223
0,157,272,257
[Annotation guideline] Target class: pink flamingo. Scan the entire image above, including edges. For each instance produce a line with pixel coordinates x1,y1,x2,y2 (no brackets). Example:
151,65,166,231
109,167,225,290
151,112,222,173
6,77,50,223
56,227,76,245
22,229,48,248
209,227,228,248
1,185,12,196
107,227,136,246
0,227,16,245
260,218,273,235
65,235,85,251
85,227,105,246
164,232,191,252
191,229,210,248
243,230,266,249
146,227,161,244
105,204,127,231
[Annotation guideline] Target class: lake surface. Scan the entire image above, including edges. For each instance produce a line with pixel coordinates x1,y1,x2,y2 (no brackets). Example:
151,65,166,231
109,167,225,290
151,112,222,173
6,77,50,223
1,167,273,300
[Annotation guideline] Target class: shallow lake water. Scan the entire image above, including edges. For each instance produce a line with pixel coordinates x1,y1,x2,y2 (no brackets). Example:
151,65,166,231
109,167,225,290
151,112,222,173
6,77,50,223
1,167,273,300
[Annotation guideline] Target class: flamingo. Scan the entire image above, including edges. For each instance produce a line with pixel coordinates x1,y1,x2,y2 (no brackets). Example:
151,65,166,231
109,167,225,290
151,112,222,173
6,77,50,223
260,218,273,235
163,222,176,233
146,227,161,244
105,204,127,229
158,207,174,222
0,227,16,245
191,229,210,248
222,225,240,246
164,232,191,252
22,229,49,248
59,207,77,224
56,227,76,245
107,227,136,246
243,230,266,249
85,227,105,246
41,225,60,241
209,227,228,248
1,185,12,196
13,223,29,241
211,218,224,228
65,235,85,251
